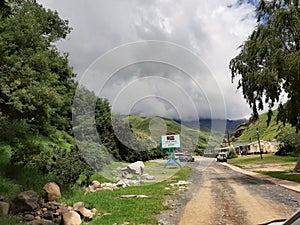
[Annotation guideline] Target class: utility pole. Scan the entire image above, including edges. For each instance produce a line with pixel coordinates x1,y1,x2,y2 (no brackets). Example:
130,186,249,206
227,130,231,147
256,127,263,159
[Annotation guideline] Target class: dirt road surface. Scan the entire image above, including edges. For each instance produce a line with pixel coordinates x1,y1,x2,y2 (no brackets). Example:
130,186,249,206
157,157,300,225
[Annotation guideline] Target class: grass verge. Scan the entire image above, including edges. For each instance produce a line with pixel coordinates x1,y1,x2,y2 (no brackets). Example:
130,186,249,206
228,154,298,168
61,166,192,225
1,164,192,225
257,171,300,183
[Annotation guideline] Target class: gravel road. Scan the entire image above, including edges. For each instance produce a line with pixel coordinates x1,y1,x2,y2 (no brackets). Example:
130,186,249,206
156,157,300,225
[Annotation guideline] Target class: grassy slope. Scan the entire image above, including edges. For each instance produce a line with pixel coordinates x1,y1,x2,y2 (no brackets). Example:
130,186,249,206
228,154,298,167
0,130,75,201
61,167,192,225
127,116,211,151
0,163,192,225
229,111,300,183
228,155,299,183
233,110,292,144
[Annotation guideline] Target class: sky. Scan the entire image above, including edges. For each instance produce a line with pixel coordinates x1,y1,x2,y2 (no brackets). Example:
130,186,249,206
38,0,259,121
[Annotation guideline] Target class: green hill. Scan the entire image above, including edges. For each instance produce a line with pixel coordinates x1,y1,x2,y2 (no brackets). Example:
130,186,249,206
125,116,216,154
232,110,293,145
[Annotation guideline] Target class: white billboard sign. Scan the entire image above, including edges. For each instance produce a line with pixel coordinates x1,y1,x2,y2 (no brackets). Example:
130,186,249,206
161,134,181,149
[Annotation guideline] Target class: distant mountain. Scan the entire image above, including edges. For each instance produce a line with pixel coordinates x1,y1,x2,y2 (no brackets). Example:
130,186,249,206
174,119,248,134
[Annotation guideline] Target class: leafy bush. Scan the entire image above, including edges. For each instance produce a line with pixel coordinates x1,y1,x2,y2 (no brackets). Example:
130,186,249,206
276,127,300,157
33,146,94,184
3,165,57,193
227,148,238,159
11,141,94,184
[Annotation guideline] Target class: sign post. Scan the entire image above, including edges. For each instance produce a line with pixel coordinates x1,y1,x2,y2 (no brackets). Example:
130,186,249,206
160,134,182,168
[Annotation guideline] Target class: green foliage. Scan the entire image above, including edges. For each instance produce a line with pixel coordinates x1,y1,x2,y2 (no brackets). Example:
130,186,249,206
31,146,94,184
230,0,300,131
227,148,238,159
0,0,75,135
78,141,113,172
276,126,300,156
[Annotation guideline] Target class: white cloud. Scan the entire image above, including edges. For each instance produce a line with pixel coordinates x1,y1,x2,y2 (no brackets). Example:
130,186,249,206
38,0,256,120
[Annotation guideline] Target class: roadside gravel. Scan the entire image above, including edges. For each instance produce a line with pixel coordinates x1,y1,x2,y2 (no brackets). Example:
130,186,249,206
156,158,300,225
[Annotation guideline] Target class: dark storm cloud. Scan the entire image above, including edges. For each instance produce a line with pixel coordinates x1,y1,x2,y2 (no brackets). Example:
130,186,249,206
39,0,257,120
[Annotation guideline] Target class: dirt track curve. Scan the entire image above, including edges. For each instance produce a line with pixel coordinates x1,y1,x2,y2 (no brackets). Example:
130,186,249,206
157,157,300,225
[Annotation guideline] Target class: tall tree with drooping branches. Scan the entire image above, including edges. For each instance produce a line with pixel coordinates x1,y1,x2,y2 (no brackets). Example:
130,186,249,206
230,0,300,170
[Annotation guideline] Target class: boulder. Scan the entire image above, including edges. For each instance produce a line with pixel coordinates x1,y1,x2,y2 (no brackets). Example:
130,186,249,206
116,180,127,188
72,202,84,211
14,190,39,213
122,171,133,179
91,181,100,189
91,208,97,216
77,207,94,221
126,161,144,175
62,211,82,225
0,201,9,216
126,179,140,186
43,183,61,202
141,174,155,180
24,214,35,221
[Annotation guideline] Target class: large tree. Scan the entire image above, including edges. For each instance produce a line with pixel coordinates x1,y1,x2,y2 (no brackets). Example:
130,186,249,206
230,0,300,169
0,0,74,137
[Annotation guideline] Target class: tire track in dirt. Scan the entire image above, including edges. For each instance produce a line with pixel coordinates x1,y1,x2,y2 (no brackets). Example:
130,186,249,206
210,167,247,225
179,169,215,225
179,163,295,225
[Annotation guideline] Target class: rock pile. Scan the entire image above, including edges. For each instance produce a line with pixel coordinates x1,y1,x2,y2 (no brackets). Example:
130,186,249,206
1,182,98,225
16,200,97,224
84,180,118,193
84,161,156,193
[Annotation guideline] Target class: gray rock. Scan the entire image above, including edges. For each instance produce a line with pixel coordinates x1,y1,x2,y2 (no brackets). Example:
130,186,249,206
91,208,97,216
14,190,39,213
127,179,140,186
91,181,101,189
122,171,133,179
24,214,35,221
126,161,145,175
141,174,156,180
72,202,84,211
116,180,127,188
43,183,61,202
0,201,9,216
77,207,94,221
62,211,82,225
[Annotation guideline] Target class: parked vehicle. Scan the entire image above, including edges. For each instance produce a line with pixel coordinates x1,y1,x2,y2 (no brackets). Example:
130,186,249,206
216,152,227,162
178,154,195,162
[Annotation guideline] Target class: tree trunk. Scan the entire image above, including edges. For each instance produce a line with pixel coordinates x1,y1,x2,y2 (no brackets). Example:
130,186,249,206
293,157,300,172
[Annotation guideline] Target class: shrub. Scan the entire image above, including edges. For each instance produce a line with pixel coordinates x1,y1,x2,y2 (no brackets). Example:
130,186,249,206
34,146,94,183
227,148,238,159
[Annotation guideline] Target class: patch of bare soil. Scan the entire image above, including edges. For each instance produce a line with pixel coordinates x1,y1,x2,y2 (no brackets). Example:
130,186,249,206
157,160,300,225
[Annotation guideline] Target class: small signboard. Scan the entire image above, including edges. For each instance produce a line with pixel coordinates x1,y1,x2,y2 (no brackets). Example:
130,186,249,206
161,134,181,149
